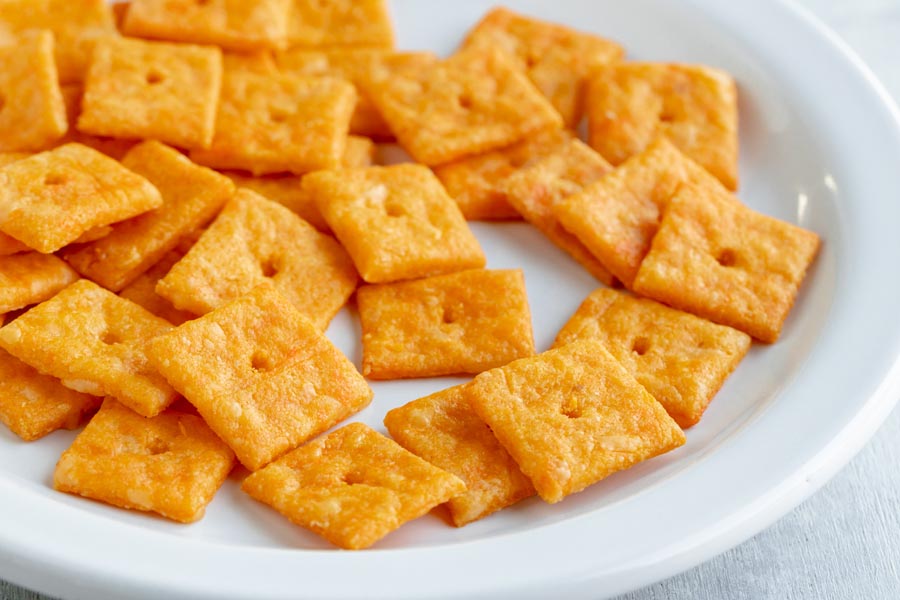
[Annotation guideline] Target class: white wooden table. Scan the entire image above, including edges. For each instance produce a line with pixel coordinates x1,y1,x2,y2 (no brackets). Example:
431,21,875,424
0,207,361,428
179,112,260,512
3,2,899,599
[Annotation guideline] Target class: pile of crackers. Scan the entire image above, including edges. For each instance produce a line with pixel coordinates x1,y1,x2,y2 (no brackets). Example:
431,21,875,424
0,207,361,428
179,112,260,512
0,1,820,550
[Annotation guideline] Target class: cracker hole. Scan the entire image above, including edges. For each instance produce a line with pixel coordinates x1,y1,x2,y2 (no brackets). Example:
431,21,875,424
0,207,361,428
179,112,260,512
716,248,738,268
146,438,170,456
251,351,275,372
560,400,582,419
194,0,211,5
0,92,5,113
442,306,457,325
384,201,406,218
145,70,165,85
260,257,279,278
525,55,539,68
43,173,67,186
100,330,123,345
632,337,651,356
269,108,290,123
458,94,474,111
659,112,676,123
341,472,365,486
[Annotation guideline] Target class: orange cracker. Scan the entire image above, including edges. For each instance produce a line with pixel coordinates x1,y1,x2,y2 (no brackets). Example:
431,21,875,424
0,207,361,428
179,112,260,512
286,0,393,49
587,62,739,190
242,422,465,549
384,384,535,526
433,128,572,221
362,44,563,166
0,347,99,441
0,234,28,256
156,189,357,329
62,141,234,291
148,284,373,471
0,30,67,152
633,183,820,343
0,0,115,84
123,0,291,52
0,252,78,313
553,288,751,428
78,36,222,149
305,164,485,283
275,48,436,139
463,7,623,127
0,143,162,254
0,279,177,417
358,269,534,379
503,137,616,285
553,138,724,288
54,399,235,523
118,249,195,326
55,84,138,160
189,69,355,175
224,173,326,232
465,339,686,504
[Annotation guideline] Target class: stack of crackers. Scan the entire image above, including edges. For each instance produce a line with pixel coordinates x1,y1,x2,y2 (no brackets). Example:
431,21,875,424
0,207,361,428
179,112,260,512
0,1,819,550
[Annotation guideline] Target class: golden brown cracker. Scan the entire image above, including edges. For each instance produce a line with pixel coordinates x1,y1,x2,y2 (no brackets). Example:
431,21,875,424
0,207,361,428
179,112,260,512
286,0,393,49
553,138,723,288
433,129,572,221
0,143,162,254
78,36,222,149
62,141,234,291
275,48,435,139
587,62,739,190
0,279,177,417
466,339,686,503
156,189,357,329
0,0,116,84
123,0,291,52
633,183,820,343
358,269,535,379
362,44,563,166
305,164,485,283
0,347,99,441
0,252,78,313
553,288,751,428
148,284,373,471
242,422,465,549
384,384,535,526
463,7,623,127
55,84,138,159
503,137,616,285
118,249,195,326
189,69,355,175
0,30,67,152
54,399,235,523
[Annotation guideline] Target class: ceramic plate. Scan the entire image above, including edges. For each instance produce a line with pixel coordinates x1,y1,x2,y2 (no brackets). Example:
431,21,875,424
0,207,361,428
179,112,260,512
3,0,900,598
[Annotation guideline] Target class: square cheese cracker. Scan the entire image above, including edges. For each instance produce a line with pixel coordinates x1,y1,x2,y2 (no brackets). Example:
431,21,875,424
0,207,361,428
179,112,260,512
384,384,535,526
554,288,751,428
242,423,465,549
462,7,623,127
362,44,563,166
503,136,615,285
0,279,177,417
148,284,373,471
0,30,67,152
0,252,78,313
358,269,535,379
586,62,739,190
465,339,685,503
304,164,485,284
123,0,291,52
0,143,162,254
62,141,234,291
54,399,235,523
286,0,393,49
156,188,357,330
633,183,820,343
0,347,99,441
78,36,222,149
553,138,724,289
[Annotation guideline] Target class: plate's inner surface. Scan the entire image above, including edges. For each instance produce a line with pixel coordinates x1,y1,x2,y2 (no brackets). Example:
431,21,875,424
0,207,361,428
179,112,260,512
0,0,839,551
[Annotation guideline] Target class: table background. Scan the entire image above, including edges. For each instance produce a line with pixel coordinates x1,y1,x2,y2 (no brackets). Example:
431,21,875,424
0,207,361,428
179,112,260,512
3,1,900,599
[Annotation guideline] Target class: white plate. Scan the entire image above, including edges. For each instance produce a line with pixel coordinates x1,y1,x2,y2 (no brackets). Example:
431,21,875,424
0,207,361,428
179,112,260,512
3,0,900,598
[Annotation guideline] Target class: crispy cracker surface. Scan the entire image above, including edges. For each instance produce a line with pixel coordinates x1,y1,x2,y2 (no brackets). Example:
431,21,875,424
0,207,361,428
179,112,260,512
0,252,78,313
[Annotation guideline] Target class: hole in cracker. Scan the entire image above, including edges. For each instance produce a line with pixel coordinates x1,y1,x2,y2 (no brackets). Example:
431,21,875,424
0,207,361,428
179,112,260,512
384,200,406,218
560,399,583,419
269,108,291,123
458,94,474,111
259,257,279,278
716,248,738,268
146,437,170,456
251,350,275,372
194,0,211,5
341,472,365,486
100,329,124,345
145,70,165,85
632,337,651,356
441,304,462,326
659,111,676,123
525,55,539,68
43,173,67,186
0,92,5,113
